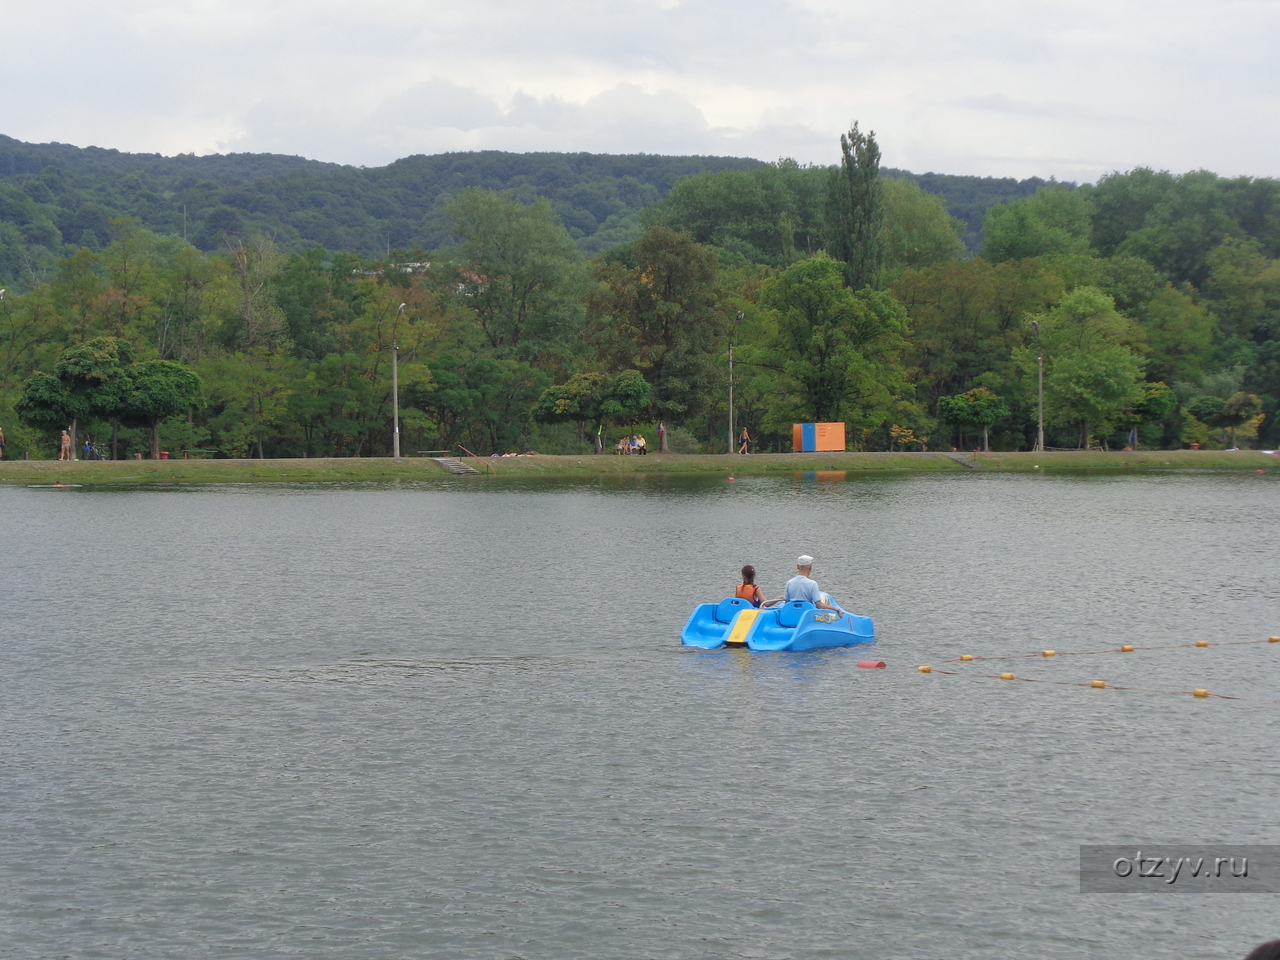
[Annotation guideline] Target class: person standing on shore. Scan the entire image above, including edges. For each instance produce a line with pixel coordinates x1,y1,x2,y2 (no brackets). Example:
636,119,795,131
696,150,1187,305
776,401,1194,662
59,430,72,461
0,425,6,460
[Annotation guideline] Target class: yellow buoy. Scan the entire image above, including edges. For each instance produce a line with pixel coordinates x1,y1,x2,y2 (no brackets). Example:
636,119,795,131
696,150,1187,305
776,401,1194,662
1120,645,1135,652
959,654,974,661
1195,640,1209,648
1091,680,1107,689
1192,688,1209,698
918,665,932,673
1000,672,1016,680
1042,650,1056,657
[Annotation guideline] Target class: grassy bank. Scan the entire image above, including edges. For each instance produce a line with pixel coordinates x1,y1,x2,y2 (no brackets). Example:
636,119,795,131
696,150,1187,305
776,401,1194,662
0,449,1275,486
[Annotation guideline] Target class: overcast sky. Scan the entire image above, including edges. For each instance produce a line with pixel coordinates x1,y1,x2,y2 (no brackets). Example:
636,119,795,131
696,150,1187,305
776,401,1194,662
4,0,1278,182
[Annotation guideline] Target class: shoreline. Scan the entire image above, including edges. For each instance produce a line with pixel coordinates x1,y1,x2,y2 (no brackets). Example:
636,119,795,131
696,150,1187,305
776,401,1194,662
0,449,1274,485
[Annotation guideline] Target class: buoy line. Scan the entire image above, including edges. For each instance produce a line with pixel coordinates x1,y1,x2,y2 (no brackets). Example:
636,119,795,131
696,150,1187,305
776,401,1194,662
940,636,1280,663
917,635,1280,700
916,666,1244,700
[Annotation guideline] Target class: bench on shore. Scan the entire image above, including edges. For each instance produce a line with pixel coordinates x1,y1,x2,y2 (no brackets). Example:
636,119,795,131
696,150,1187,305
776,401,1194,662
416,449,450,457
181,449,219,459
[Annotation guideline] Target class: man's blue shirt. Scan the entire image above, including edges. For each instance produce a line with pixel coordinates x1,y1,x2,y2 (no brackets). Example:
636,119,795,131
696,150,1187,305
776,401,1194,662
783,574,822,604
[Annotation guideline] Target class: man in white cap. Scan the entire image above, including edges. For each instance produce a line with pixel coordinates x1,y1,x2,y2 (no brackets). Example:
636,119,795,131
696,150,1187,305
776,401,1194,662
783,555,838,610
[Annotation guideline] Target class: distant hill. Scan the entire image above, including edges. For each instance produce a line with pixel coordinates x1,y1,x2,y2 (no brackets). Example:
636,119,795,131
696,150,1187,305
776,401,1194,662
0,135,337,182
0,138,766,266
0,134,1064,284
883,169,1069,253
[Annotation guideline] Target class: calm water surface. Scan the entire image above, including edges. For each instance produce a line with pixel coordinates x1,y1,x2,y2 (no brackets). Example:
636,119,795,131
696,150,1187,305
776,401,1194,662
2,472,1278,959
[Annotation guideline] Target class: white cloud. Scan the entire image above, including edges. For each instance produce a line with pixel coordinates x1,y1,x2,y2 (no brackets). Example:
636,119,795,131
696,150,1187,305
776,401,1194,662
3,0,1279,180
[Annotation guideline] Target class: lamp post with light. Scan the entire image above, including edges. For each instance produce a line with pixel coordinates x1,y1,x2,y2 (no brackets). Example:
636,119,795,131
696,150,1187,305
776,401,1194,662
392,303,404,459
1031,320,1044,452
728,311,742,454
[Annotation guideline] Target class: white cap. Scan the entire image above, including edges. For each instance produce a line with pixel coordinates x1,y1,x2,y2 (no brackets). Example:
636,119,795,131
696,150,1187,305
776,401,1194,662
797,555,814,566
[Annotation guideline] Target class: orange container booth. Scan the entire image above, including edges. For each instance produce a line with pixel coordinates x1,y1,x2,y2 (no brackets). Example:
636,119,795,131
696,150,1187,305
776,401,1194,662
792,422,846,452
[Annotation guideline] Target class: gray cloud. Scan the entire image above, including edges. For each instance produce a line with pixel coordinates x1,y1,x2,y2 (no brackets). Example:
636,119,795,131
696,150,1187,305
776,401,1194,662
3,0,1278,180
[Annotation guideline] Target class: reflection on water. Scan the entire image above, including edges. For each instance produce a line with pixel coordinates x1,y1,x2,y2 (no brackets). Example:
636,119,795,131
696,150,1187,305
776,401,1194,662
2,473,1278,960
796,469,850,483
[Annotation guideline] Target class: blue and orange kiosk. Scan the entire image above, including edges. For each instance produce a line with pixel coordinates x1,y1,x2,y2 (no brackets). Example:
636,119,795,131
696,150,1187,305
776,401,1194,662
792,422,846,452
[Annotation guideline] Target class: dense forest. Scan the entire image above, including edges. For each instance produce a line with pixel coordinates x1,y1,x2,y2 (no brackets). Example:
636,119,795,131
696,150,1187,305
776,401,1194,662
0,134,1050,283
2,128,1278,460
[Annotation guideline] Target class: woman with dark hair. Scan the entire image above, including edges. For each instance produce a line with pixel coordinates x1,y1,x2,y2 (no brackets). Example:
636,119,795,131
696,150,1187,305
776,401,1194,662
1245,941,1280,960
735,565,766,607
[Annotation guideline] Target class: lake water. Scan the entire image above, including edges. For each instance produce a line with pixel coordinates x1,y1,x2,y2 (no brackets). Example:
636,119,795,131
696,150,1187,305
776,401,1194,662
2,472,1278,959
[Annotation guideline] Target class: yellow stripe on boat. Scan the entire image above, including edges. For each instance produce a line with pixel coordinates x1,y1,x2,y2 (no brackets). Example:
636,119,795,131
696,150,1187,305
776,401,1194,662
725,608,760,645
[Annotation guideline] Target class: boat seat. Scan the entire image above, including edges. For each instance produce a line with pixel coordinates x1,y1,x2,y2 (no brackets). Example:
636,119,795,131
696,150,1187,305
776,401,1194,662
777,601,813,629
714,597,751,624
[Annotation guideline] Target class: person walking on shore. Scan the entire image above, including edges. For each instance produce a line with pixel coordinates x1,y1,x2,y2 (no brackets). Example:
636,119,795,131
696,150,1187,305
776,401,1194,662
0,425,6,460
59,430,72,461
738,427,751,454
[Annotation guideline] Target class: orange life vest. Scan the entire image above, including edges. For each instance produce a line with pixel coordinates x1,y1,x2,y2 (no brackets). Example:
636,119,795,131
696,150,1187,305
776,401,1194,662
736,582,762,604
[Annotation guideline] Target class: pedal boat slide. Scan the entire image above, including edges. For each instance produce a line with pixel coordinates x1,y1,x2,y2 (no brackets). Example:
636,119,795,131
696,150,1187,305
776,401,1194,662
681,596,874,651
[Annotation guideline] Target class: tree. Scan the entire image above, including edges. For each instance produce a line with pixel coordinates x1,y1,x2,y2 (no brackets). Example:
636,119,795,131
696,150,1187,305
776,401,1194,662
445,189,582,359
981,187,1092,263
826,123,884,290
50,247,106,342
1085,168,1177,257
1114,170,1245,287
16,336,135,456
1045,349,1145,448
1205,238,1280,341
1139,286,1215,384
1219,391,1264,447
1023,287,1145,447
1117,381,1177,449
880,177,964,280
201,349,299,458
16,371,85,442
155,244,235,362
119,360,202,459
54,336,136,458
586,226,722,425
532,369,652,453
1032,253,1165,317
755,253,908,433
645,159,830,266
936,387,1008,451
226,238,289,349
893,257,1063,412
456,357,551,454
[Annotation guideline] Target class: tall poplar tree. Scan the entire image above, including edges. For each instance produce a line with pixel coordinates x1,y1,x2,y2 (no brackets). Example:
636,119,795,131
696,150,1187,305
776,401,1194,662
826,123,884,291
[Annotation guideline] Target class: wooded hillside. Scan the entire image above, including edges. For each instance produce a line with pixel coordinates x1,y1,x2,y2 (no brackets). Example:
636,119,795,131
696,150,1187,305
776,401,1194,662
4,130,1276,462
0,135,1048,286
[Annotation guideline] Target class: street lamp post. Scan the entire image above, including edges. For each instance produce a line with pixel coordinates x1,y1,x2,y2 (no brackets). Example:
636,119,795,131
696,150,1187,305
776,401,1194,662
728,311,742,454
1031,320,1044,452
392,303,404,459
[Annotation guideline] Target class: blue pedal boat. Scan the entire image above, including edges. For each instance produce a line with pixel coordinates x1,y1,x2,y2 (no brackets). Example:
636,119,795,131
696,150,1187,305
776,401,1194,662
681,597,874,651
